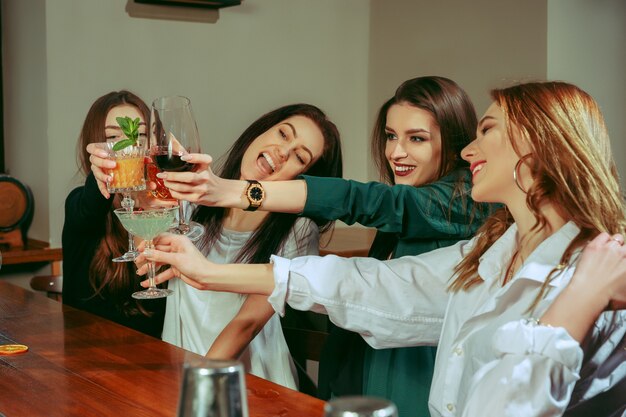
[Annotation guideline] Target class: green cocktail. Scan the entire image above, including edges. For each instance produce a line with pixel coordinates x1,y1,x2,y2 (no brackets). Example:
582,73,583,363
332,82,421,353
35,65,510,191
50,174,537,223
116,211,176,241
114,207,178,299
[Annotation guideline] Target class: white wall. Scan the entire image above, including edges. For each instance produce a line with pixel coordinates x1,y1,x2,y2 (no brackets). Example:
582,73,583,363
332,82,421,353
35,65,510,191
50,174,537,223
3,0,371,247
548,0,626,187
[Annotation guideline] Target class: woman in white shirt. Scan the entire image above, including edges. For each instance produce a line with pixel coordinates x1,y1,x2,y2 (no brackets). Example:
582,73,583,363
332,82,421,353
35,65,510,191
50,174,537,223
138,81,626,416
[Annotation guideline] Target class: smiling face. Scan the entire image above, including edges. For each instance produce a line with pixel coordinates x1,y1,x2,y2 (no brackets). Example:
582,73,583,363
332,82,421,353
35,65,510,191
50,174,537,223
461,102,528,204
384,103,442,186
239,115,325,181
104,104,147,142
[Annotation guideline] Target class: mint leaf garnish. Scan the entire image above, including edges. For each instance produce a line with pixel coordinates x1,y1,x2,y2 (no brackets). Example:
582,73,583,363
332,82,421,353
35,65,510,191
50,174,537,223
112,116,141,151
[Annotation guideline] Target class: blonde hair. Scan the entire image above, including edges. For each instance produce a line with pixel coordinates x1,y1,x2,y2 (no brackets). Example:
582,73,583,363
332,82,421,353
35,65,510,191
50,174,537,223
452,81,625,292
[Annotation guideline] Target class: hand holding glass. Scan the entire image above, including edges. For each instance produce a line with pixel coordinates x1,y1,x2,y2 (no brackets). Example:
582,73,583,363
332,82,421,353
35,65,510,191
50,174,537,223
114,206,178,299
150,96,204,241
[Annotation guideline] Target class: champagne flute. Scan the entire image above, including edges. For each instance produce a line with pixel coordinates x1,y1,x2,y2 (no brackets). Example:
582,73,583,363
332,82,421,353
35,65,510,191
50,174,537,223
114,206,178,299
149,96,204,241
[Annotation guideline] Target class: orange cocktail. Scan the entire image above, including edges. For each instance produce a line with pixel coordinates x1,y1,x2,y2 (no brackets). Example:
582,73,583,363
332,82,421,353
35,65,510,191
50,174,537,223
107,146,146,194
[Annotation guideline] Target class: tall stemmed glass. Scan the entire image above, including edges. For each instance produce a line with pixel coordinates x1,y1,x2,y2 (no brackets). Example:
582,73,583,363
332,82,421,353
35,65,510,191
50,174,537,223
150,96,204,241
105,138,146,262
114,206,178,299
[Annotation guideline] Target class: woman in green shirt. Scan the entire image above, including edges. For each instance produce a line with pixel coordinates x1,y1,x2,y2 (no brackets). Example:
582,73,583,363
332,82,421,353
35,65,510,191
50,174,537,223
155,76,495,416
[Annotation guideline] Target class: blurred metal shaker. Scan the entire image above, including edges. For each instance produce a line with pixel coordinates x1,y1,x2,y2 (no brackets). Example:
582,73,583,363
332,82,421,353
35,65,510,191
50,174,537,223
324,396,398,417
177,359,249,417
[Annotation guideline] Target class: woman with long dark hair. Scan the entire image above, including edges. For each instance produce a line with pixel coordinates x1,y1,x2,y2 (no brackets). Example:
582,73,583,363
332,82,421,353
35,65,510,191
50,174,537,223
159,104,342,389
139,81,626,416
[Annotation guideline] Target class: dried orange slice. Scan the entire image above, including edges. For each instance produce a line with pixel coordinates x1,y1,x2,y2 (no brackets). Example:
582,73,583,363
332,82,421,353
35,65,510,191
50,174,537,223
0,344,29,355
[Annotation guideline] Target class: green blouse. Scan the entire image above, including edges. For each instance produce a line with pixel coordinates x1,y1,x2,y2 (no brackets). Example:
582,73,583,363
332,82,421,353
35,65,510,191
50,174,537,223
302,168,491,257
300,169,495,416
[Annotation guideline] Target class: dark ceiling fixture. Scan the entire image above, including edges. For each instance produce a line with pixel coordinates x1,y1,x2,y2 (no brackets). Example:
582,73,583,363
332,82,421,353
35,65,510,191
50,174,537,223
134,0,241,9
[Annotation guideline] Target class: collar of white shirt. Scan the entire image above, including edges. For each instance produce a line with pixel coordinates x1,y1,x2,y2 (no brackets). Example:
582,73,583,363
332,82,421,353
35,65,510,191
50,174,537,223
477,221,580,286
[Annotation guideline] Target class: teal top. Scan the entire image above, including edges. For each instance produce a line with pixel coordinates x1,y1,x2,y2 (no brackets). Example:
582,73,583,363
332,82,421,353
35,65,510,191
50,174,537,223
301,169,495,416
302,168,489,256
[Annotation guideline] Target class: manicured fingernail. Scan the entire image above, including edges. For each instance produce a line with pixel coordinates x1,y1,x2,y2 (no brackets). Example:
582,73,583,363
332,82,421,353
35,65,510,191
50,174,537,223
180,154,192,161
143,248,152,257
156,173,167,179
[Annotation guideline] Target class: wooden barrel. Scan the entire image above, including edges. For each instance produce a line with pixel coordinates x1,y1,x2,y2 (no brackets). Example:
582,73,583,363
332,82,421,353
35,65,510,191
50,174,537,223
0,174,34,247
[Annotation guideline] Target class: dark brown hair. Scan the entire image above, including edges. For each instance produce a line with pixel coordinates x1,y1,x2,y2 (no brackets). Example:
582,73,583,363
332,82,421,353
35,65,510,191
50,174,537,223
371,76,477,184
369,77,480,260
193,103,343,263
77,90,151,316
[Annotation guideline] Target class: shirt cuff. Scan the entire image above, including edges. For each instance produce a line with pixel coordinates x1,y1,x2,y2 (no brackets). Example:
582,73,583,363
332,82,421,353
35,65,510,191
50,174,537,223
493,319,583,372
267,255,291,317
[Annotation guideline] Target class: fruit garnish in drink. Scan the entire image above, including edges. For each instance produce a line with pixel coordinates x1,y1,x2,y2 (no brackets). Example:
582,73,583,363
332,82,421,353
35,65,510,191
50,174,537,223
147,163,174,200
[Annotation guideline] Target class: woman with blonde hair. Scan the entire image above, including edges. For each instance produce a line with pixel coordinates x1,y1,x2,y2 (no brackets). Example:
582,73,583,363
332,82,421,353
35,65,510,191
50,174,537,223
139,81,626,416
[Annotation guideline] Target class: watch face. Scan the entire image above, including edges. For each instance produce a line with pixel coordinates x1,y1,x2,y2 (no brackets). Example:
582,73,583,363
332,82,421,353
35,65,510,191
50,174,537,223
248,185,264,202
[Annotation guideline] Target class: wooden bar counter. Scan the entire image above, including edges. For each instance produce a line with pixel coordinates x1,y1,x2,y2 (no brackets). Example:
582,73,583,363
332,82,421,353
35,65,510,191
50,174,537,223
0,281,325,416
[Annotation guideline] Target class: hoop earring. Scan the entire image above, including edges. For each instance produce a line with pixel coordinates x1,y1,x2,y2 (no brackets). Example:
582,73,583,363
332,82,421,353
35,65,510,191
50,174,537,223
513,154,532,194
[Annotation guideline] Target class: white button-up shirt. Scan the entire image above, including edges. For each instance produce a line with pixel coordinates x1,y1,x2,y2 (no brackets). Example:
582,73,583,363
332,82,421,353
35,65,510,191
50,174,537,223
268,222,626,417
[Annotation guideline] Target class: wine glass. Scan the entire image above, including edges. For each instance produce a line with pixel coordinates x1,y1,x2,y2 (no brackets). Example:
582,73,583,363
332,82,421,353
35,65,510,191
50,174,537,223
114,206,178,299
149,96,204,241
105,139,146,262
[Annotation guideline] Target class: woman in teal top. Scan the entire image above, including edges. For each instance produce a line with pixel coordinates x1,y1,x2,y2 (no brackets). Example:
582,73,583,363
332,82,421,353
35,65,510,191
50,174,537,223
153,77,495,416
299,78,494,417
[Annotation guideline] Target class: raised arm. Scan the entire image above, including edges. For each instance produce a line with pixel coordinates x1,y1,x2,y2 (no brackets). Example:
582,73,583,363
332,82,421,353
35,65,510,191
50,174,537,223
159,154,489,239
155,153,307,213
137,232,461,348
299,169,486,238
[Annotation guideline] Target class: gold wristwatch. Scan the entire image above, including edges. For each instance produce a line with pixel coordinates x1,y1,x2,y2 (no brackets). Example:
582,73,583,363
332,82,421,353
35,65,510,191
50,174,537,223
244,180,265,211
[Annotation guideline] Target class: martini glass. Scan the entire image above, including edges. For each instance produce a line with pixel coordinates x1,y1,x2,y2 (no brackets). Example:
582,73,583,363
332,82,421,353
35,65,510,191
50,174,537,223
114,206,178,299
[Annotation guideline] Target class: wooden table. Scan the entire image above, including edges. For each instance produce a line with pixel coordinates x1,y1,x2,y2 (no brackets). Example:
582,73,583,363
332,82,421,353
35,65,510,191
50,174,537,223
0,281,325,416
319,227,376,258
1,238,63,275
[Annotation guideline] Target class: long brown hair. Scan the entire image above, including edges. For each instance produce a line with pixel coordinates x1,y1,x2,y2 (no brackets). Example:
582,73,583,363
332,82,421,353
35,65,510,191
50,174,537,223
369,76,481,260
77,90,151,316
193,103,343,264
452,81,625,292
371,76,477,184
